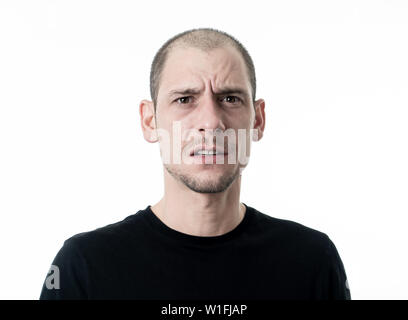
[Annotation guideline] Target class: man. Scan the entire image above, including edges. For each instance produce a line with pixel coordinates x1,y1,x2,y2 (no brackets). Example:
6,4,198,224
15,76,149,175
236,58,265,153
40,28,351,300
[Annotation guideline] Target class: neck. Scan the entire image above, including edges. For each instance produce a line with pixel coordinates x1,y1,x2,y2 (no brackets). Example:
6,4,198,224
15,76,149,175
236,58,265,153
150,168,245,237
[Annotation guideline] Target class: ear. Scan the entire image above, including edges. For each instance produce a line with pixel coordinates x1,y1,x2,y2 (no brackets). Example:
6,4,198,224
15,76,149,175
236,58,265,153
139,99,158,143
252,98,265,141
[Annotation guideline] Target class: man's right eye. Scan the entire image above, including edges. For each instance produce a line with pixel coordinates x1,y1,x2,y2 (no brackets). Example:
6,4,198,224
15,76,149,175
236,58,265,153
175,96,192,104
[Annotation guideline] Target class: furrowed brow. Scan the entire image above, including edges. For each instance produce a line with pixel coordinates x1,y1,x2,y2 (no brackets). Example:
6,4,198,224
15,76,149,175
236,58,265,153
167,86,250,99
168,88,201,97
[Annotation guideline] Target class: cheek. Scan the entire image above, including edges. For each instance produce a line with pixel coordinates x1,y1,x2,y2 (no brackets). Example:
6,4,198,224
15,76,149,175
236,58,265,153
230,108,253,128
235,124,254,162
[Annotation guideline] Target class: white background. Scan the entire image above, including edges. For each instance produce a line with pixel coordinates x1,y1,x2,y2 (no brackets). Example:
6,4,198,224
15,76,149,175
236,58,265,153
0,0,407,300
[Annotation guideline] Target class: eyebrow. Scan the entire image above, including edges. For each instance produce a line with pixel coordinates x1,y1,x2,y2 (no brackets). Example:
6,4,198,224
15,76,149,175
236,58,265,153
168,88,201,97
168,86,250,99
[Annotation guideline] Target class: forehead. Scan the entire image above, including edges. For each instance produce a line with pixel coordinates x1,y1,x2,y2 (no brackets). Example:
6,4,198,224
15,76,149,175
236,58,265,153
159,45,250,95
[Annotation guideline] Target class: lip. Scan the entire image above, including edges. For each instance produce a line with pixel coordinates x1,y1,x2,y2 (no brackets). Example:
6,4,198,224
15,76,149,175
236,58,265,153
189,145,227,156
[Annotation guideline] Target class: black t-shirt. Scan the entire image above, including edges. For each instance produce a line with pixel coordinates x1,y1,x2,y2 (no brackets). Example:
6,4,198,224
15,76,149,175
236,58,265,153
39,203,351,300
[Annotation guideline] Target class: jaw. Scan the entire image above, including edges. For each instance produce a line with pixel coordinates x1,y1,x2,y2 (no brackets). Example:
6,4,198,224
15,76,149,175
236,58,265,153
163,163,242,194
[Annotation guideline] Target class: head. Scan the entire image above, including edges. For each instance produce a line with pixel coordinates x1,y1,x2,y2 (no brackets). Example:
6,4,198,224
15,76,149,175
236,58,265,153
140,28,265,193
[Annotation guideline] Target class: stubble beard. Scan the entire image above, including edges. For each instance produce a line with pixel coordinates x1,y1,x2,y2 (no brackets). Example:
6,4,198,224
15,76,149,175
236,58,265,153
164,164,241,194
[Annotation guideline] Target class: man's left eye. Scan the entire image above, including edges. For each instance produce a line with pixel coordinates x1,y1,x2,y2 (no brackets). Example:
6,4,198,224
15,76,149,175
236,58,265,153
222,96,241,104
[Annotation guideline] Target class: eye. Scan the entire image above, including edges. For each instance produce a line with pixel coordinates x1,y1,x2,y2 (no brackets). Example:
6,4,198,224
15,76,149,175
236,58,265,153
175,96,192,104
222,96,242,105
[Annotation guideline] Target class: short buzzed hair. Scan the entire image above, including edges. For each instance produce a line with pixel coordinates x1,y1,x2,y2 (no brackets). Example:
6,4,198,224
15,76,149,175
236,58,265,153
149,27,257,111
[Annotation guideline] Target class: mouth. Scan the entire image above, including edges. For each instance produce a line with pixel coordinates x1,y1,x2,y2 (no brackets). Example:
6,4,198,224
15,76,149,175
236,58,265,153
190,147,227,156
189,147,229,163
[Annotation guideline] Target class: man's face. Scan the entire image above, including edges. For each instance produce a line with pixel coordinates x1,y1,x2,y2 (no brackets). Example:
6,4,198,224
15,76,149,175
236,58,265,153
153,45,263,193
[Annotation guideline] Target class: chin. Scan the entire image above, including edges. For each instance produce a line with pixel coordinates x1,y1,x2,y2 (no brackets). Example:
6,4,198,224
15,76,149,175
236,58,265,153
165,164,240,194
183,176,235,194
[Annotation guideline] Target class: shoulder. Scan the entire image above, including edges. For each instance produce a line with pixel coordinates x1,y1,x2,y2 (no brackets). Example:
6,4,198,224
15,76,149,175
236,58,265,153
62,208,149,254
246,204,334,256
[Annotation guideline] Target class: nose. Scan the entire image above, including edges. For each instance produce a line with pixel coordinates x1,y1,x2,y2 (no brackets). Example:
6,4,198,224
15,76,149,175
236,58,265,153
196,93,226,133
